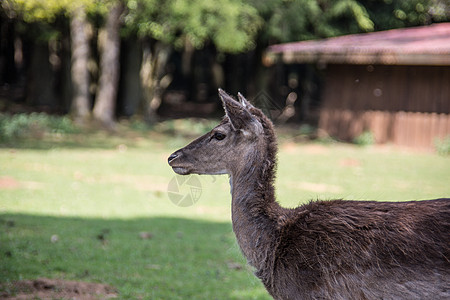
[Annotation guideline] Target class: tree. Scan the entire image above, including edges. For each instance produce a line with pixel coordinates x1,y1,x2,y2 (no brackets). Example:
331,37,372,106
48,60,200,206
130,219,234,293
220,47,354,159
8,0,95,121
233,0,376,103
70,6,91,124
248,0,375,45
361,0,449,31
6,0,446,126
123,0,262,122
7,0,262,125
240,0,447,120
9,0,127,127
250,0,448,45
92,1,124,128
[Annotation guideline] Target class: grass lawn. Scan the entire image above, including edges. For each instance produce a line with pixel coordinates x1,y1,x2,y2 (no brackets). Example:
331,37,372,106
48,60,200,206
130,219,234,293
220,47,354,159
1,119,449,299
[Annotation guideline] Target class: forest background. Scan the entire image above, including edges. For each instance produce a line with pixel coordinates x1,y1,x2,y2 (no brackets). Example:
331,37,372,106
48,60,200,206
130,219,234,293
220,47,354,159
0,0,448,128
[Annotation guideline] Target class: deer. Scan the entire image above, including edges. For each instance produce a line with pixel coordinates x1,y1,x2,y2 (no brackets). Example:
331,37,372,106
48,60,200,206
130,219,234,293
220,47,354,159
168,89,450,300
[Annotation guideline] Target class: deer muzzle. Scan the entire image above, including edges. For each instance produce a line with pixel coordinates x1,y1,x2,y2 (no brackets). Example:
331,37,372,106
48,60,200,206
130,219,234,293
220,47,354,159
168,151,191,175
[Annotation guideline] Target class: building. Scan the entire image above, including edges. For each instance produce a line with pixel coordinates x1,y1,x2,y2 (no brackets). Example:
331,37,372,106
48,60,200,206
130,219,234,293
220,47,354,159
267,23,450,150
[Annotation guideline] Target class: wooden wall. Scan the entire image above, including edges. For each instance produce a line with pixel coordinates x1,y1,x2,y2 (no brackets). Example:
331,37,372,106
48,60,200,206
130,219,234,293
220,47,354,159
319,64,450,150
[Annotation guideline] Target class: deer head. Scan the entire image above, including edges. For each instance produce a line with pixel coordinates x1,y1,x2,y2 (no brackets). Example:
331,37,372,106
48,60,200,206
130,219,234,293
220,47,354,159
168,89,268,176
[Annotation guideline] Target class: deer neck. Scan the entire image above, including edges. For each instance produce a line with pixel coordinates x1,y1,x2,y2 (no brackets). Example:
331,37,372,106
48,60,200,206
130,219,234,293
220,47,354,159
229,146,281,269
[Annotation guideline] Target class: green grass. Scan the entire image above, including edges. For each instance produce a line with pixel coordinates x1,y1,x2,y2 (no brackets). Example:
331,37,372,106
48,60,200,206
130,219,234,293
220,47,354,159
1,119,449,299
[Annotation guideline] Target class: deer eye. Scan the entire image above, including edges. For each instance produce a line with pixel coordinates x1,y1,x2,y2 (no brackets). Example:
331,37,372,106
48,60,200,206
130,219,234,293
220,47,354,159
213,132,226,141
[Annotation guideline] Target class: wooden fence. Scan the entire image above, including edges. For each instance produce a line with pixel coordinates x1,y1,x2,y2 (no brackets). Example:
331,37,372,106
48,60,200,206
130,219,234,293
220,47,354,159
318,64,450,150
319,109,450,150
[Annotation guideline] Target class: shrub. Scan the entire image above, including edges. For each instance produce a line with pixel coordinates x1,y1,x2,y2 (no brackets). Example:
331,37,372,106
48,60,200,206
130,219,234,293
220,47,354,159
298,124,315,136
353,131,375,146
0,113,78,142
434,136,450,156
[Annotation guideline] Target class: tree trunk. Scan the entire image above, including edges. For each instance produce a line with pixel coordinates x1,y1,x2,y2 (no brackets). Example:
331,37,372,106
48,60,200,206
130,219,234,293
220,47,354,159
139,40,172,124
26,41,56,107
93,2,124,128
117,38,143,116
0,18,18,85
70,7,91,124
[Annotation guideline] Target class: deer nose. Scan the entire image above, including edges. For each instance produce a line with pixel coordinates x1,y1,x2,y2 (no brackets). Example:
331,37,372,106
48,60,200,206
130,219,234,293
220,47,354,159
168,153,178,164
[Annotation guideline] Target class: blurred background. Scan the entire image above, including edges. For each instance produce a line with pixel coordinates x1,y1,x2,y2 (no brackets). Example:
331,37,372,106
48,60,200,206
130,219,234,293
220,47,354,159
0,0,449,299
0,0,448,147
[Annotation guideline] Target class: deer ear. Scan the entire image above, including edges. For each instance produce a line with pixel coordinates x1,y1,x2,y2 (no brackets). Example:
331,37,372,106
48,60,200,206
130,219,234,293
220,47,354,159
237,92,254,109
218,89,254,131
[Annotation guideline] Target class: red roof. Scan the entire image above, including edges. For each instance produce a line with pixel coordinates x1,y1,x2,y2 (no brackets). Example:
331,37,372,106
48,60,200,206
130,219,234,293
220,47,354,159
266,23,450,65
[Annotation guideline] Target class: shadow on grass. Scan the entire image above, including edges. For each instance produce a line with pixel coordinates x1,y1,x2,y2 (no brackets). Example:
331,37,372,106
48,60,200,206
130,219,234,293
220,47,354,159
0,214,270,300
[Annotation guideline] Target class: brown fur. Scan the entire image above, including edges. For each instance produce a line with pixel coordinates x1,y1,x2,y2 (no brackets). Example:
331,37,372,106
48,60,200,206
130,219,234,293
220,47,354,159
168,89,450,300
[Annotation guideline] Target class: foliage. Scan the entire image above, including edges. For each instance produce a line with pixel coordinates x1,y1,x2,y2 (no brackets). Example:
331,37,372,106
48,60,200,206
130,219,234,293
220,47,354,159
5,0,446,53
298,124,316,136
5,0,447,50
363,0,448,31
248,0,448,44
248,0,374,44
6,0,96,22
0,113,78,142
3,0,98,44
353,131,375,146
6,0,262,53
434,136,450,156
124,0,262,52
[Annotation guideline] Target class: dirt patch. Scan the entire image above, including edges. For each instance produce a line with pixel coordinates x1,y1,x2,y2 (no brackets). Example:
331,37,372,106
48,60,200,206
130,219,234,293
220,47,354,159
339,158,362,167
1,278,118,300
0,176,43,190
280,142,299,154
0,176,20,189
280,142,330,155
302,144,330,154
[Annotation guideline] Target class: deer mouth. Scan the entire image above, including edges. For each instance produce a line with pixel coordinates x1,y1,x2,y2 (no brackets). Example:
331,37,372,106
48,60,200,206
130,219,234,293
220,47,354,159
168,152,191,175
171,166,191,175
